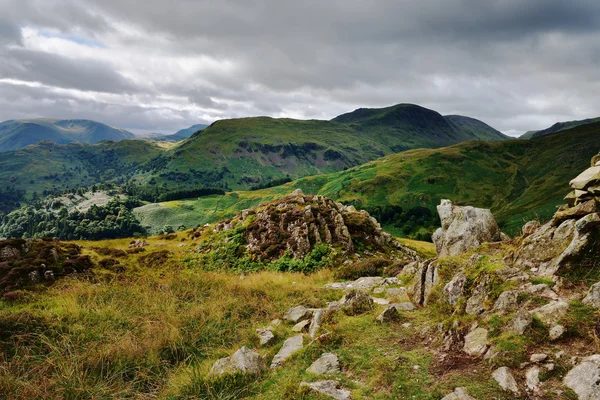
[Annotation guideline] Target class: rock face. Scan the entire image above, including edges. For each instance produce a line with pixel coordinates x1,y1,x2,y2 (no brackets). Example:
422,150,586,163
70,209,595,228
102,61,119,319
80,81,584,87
300,380,351,400
307,353,340,374
412,260,438,306
564,355,600,400
222,192,399,261
515,157,600,277
432,199,502,257
210,346,265,376
271,335,303,368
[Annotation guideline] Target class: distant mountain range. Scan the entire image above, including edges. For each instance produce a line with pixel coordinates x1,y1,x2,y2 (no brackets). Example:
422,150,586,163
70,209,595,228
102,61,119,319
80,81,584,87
0,119,209,152
520,116,600,139
0,119,135,152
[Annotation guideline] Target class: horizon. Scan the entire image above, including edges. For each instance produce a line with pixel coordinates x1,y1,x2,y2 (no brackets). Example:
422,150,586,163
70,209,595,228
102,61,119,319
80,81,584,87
2,1,600,137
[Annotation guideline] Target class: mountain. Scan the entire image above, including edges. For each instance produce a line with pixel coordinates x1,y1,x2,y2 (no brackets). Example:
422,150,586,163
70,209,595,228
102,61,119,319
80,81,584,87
135,121,600,237
144,104,508,191
135,124,209,142
0,118,135,152
523,116,600,139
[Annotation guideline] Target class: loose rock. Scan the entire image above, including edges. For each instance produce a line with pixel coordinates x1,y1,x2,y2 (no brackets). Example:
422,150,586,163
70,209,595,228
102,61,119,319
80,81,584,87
256,327,276,346
341,290,374,316
284,305,313,323
441,387,477,400
307,353,340,375
376,305,401,323
210,346,265,376
564,354,600,400
583,282,600,308
300,380,351,400
271,335,303,368
463,327,490,357
292,319,311,332
492,367,520,394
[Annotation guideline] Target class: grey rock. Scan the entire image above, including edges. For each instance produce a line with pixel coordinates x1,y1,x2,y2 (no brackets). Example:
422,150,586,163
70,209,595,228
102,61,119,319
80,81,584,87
443,272,466,306
493,290,518,313
441,387,478,400
376,305,401,323
526,366,541,391
372,297,390,305
412,260,438,306
385,287,407,298
530,353,548,363
307,353,340,375
463,327,489,357
292,319,311,332
510,309,533,334
492,367,520,394
300,380,351,400
522,220,541,237
309,309,325,339
525,283,558,299
433,199,501,257
549,324,566,340
256,327,276,346
284,305,313,323
530,301,569,325
583,282,600,308
210,346,265,376
271,335,303,368
570,166,600,190
564,354,600,400
28,270,41,283
465,278,489,315
391,302,416,311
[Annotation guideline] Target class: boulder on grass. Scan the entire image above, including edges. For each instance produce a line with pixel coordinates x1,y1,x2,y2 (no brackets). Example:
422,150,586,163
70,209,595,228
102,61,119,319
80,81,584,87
210,346,265,376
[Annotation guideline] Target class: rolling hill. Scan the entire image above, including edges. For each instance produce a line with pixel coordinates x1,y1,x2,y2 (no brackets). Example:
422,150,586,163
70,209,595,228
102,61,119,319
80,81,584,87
135,123,209,142
143,104,508,191
0,118,136,152
521,116,600,139
135,121,600,236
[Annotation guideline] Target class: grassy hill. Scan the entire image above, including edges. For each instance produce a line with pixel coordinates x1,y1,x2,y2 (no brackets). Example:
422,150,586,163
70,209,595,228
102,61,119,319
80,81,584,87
0,118,135,152
135,122,600,237
143,104,507,191
524,116,600,138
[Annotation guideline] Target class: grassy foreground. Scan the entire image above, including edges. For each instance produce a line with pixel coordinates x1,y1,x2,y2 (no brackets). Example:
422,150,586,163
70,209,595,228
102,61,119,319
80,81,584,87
0,233,517,400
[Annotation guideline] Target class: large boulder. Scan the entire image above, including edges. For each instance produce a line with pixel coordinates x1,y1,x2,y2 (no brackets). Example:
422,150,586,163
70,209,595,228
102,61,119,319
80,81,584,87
433,200,502,257
210,346,265,376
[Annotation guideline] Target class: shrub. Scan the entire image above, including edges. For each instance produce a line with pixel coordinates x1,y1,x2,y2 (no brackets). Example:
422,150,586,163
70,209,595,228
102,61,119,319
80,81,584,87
334,257,392,280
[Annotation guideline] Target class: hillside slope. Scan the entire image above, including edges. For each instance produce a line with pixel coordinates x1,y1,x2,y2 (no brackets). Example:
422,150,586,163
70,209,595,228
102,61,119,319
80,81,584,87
136,122,600,237
527,116,600,138
145,104,507,190
0,118,135,152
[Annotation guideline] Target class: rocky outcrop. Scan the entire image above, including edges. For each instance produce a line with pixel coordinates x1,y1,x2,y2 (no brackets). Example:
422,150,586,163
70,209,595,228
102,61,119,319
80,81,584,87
515,157,600,277
411,260,438,306
218,191,403,261
210,346,265,376
443,272,466,306
376,304,401,322
432,200,502,257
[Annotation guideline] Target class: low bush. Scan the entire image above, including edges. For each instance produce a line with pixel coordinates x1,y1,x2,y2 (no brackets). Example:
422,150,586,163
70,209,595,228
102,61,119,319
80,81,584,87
334,257,392,280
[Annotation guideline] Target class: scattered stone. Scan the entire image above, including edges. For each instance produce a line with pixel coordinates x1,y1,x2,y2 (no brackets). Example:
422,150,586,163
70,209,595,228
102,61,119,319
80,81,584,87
583,281,600,308
549,324,566,340
525,366,540,391
443,272,466,306
564,354,600,400
391,302,416,311
299,380,351,400
256,327,276,346
284,305,313,323
493,290,518,313
492,367,520,394
341,290,374,316
530,353,548,363
307,353,340,375
510,309,533,334
432,199,502,257
463,327,490,357
292,319,311,332
271,335,303,368
441,387,477,400
530,301,569,325
376,305,401,323
210,346,265,376
308,309,325,339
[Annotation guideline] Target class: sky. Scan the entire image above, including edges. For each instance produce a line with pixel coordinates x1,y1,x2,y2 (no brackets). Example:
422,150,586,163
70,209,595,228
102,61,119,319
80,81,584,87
1,1,600,136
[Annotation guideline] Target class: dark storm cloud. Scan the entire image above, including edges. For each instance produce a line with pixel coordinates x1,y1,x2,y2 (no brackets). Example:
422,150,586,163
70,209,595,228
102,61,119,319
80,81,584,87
1,0,600,134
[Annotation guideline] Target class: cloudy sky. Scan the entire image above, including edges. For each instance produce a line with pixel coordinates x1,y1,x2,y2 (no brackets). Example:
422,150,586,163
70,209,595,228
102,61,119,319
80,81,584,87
1,0,600,136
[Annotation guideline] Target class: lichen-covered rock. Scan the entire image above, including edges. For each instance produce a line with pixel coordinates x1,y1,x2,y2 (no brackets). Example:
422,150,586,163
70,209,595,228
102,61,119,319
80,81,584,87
465,278,490,315
433,200,501,257
583,282,600,308
300,380,351,400
509,309,533,335
308,309,325,339
256,327,276,346
564,354,600,400
341,290,374,315
376,305,401,322
530,301,569,325
570,166,600,190
284,305,314,323
493,290,518,313
210,346,265,376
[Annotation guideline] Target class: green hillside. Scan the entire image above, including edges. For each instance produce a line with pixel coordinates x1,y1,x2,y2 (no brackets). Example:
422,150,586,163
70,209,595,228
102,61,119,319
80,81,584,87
0,118,135,152
526,116,600,138
135,122,600,237
143,104,507,191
